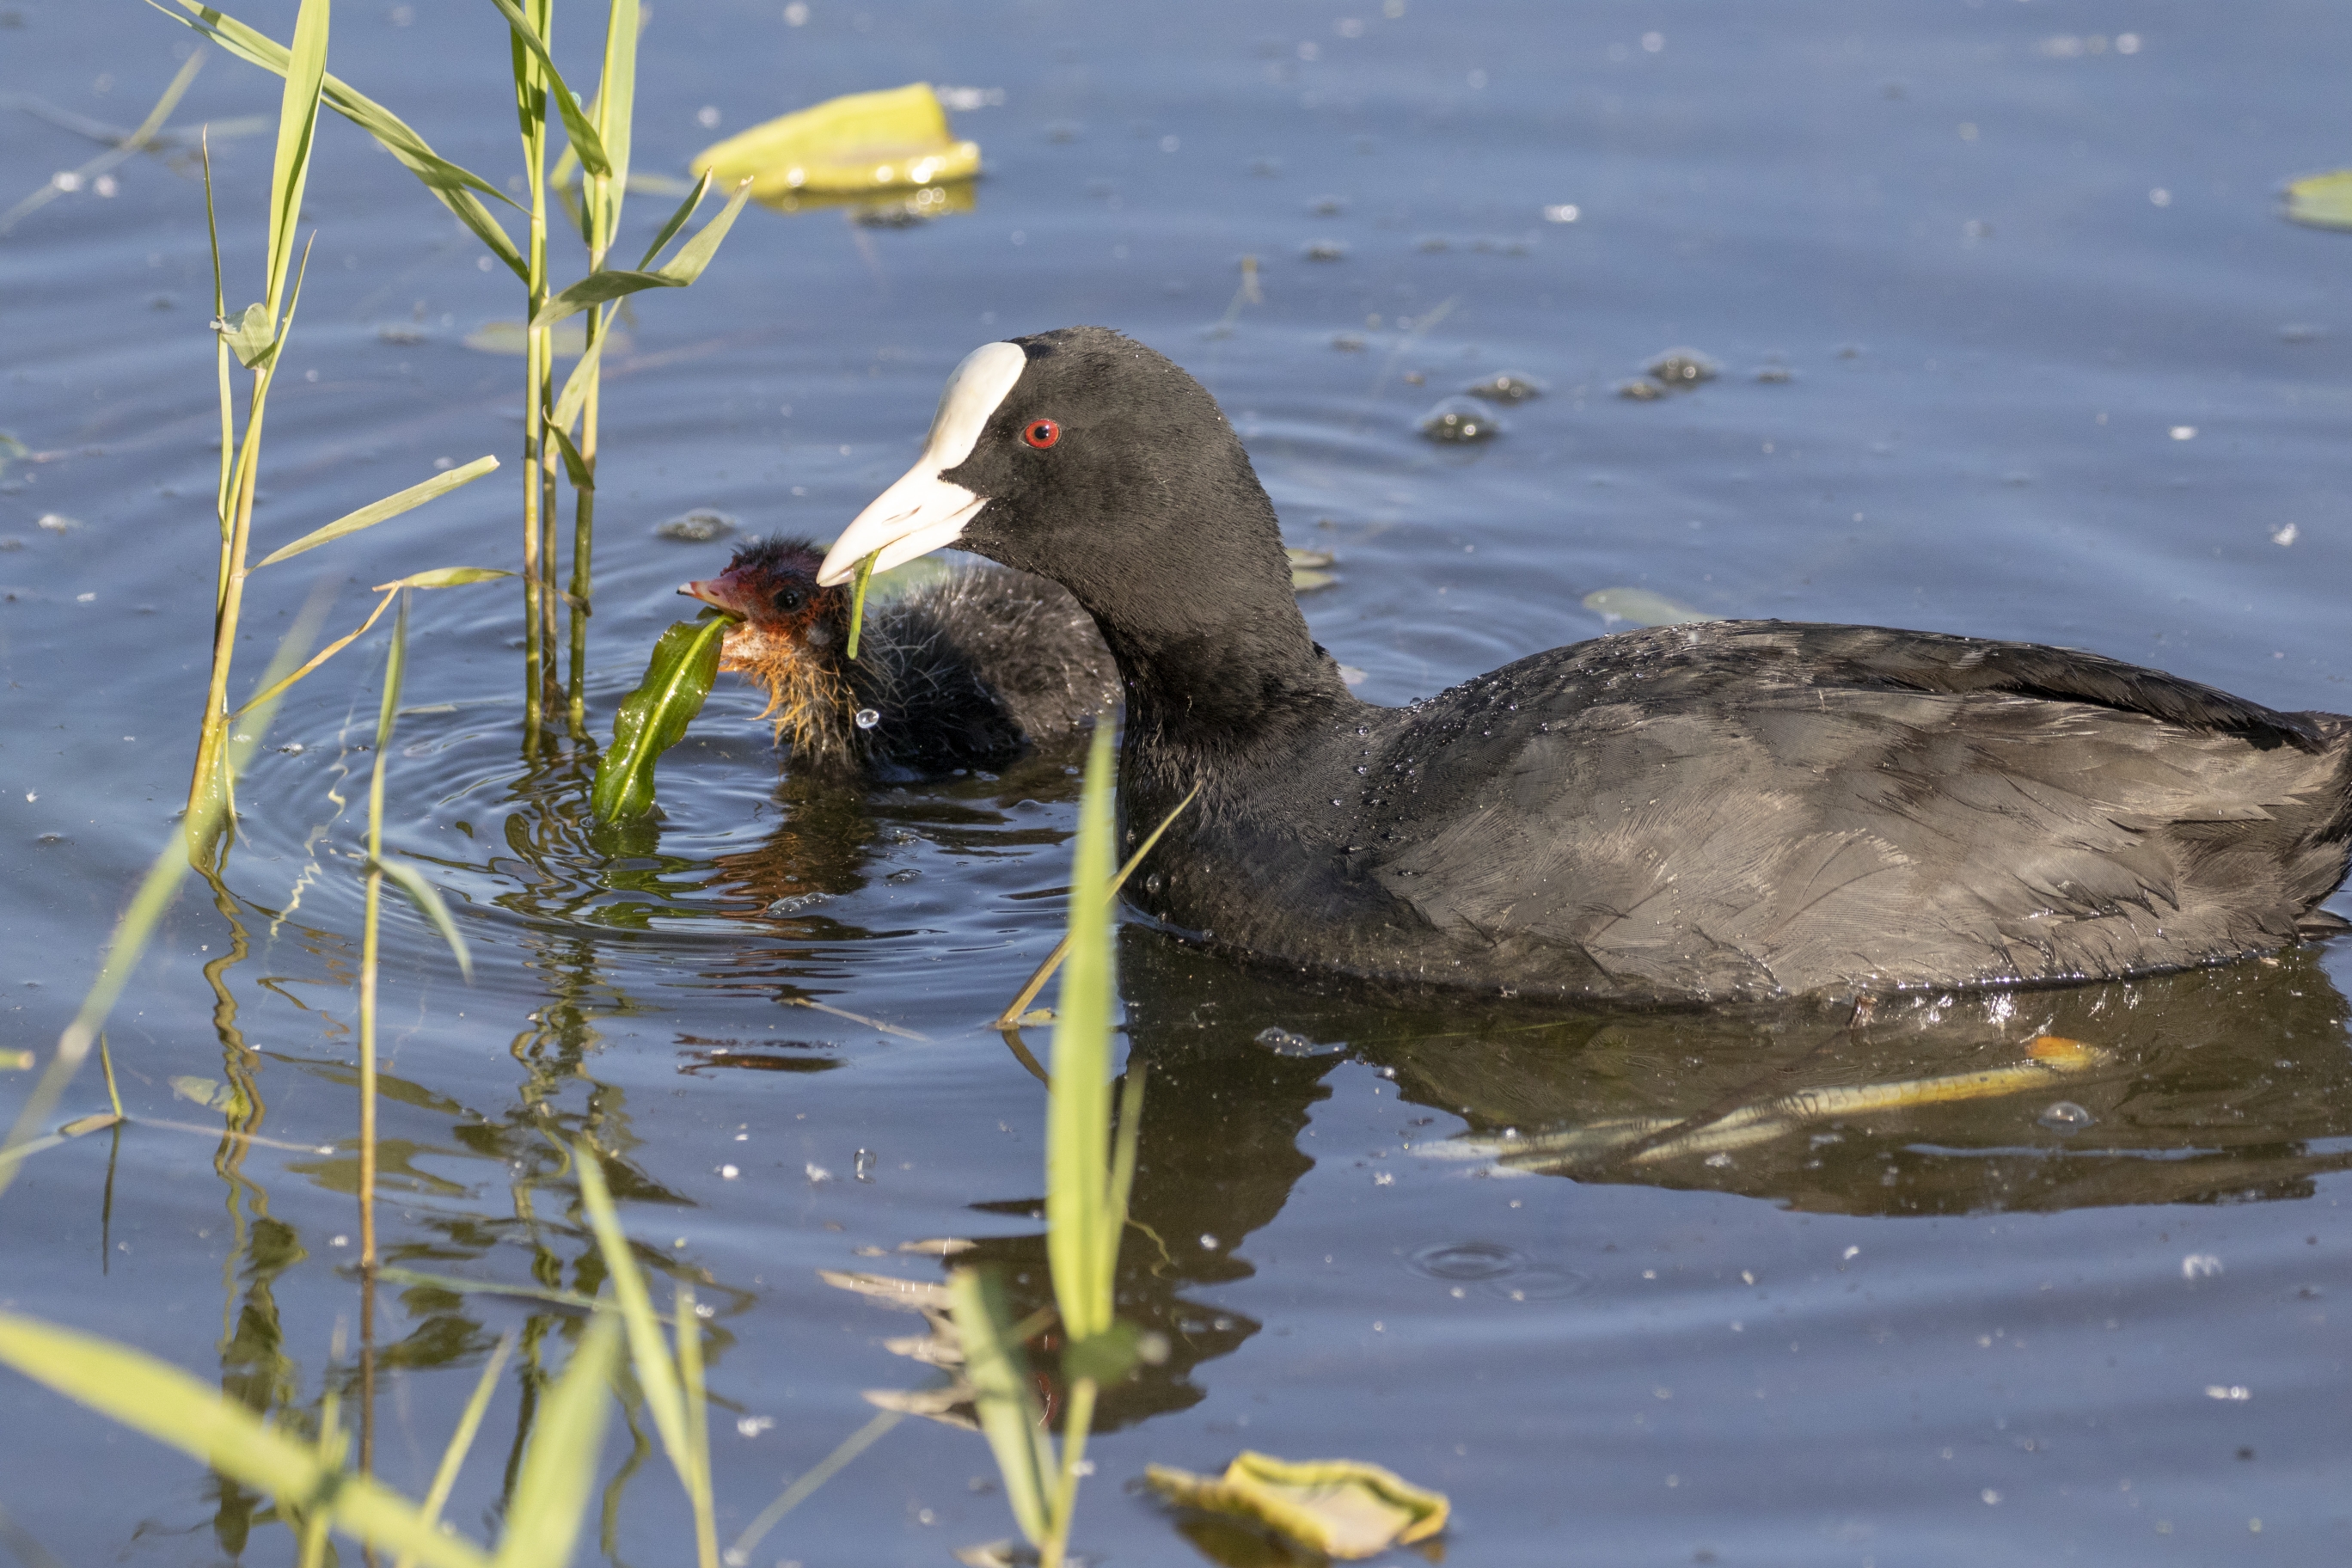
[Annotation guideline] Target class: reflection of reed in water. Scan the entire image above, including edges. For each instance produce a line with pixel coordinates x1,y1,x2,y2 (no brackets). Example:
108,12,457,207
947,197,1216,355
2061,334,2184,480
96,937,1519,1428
1445,1034,2110,1173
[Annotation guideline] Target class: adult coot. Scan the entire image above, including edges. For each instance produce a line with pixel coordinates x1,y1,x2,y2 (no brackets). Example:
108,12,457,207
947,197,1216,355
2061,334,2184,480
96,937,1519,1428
683,535,1117,776
818,327,2352,1002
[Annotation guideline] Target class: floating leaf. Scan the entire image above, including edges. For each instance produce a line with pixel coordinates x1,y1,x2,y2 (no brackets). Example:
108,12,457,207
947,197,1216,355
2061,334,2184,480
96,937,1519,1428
691,83,980,199
591,612,733,821
2283,169,2352,231
652,508,737,542
1581,586,1715,627
1145,1452,1449,1560
169,1075,236,1111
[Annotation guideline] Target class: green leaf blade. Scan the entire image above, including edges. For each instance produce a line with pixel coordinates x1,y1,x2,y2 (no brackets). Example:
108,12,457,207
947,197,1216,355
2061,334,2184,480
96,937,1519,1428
158,2,526,278
263,0,330,314
0,1312,495,1568
484,0,610,176
255,456,499,567
573,1146,692,1479
372,858,472,981
633,169,709,271
491,1313,619,1568
1046,725,1121,1344
590,614,732,821
375,567,514,591
592,0,641,244
946,1268,1054,1548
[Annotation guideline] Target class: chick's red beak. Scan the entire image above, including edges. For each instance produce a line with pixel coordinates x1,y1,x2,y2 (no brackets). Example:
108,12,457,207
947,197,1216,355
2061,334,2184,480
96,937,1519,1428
681,573,750,616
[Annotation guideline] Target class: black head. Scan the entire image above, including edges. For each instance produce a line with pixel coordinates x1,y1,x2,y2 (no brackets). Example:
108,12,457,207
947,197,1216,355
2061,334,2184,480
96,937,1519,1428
818,328,1315,695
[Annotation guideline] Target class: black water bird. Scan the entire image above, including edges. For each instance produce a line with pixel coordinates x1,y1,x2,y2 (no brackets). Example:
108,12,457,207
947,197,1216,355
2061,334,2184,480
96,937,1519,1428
818,326,2352,1003
683,535,1117,777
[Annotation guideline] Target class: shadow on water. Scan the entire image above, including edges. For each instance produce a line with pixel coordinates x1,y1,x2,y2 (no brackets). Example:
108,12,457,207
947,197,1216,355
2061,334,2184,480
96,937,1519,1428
947,930,2352,1433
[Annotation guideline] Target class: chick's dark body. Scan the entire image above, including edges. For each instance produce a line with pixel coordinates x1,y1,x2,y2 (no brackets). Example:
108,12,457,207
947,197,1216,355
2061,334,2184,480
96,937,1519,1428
834,325,2352,1002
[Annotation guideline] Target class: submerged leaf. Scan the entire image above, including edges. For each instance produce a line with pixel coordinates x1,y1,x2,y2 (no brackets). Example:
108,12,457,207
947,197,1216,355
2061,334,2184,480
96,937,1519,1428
1145,1452,1449,1560
2284,169,2352,231
1581,586,1715,627
591,612,733,821
691,83,981,199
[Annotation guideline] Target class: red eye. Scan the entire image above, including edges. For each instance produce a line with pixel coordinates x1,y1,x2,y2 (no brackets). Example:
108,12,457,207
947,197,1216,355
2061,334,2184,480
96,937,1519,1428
1021,418,1061,450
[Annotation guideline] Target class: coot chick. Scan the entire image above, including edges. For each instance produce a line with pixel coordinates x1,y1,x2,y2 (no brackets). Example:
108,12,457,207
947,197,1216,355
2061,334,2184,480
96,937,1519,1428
682,535,1118,777
818,327,2352,1004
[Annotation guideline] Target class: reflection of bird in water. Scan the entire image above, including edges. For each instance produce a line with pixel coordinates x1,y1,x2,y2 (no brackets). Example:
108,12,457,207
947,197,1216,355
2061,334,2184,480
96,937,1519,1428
682,536,1118,778
703,770,879,920
1382,945,2352,1214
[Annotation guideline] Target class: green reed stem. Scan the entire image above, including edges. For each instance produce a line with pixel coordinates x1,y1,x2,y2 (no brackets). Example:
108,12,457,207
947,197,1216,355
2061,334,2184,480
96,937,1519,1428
513,0,552,755
358,591,408,1272
844,549,879,660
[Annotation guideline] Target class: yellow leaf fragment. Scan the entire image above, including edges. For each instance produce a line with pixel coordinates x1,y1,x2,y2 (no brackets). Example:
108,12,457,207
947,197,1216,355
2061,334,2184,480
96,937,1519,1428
2283,169,2352,231
1147,1451,1449,1559
691,83,980,199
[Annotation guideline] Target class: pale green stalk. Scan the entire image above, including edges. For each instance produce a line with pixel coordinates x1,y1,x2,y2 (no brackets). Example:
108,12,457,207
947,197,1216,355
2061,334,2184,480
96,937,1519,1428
511,0,553,753
566,0,640,738
186,0,326,839
390,1333,515,1568
358,592,408,1271
573,1145,718,1568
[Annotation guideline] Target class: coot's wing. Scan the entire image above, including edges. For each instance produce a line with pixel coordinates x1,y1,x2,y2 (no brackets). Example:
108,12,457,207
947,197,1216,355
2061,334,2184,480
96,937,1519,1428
1368,622,2351,1000
1785,622,2328,752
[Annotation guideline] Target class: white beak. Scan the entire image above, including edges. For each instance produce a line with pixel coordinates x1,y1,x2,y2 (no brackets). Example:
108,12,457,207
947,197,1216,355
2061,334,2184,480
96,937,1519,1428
818,340,1028,585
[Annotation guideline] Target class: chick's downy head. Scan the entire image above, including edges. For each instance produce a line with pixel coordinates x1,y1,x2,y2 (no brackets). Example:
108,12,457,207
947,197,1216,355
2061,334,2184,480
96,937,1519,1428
680,536,855,751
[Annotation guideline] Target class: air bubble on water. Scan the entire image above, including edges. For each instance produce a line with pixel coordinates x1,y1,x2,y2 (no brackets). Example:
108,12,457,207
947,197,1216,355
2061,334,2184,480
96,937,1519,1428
2038,1100,2093,1130
854,707,881,729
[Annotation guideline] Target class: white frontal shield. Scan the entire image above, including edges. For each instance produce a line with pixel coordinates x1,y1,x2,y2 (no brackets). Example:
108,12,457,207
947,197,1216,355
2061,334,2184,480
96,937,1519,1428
817,340,1028,585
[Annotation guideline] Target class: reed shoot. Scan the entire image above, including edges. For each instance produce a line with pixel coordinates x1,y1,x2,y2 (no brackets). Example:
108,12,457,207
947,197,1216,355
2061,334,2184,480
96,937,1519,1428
955,724,1158,1568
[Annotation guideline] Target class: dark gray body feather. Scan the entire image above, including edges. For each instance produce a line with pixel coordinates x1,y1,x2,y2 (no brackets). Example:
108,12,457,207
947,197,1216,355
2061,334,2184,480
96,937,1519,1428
1120,621,2352,1003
